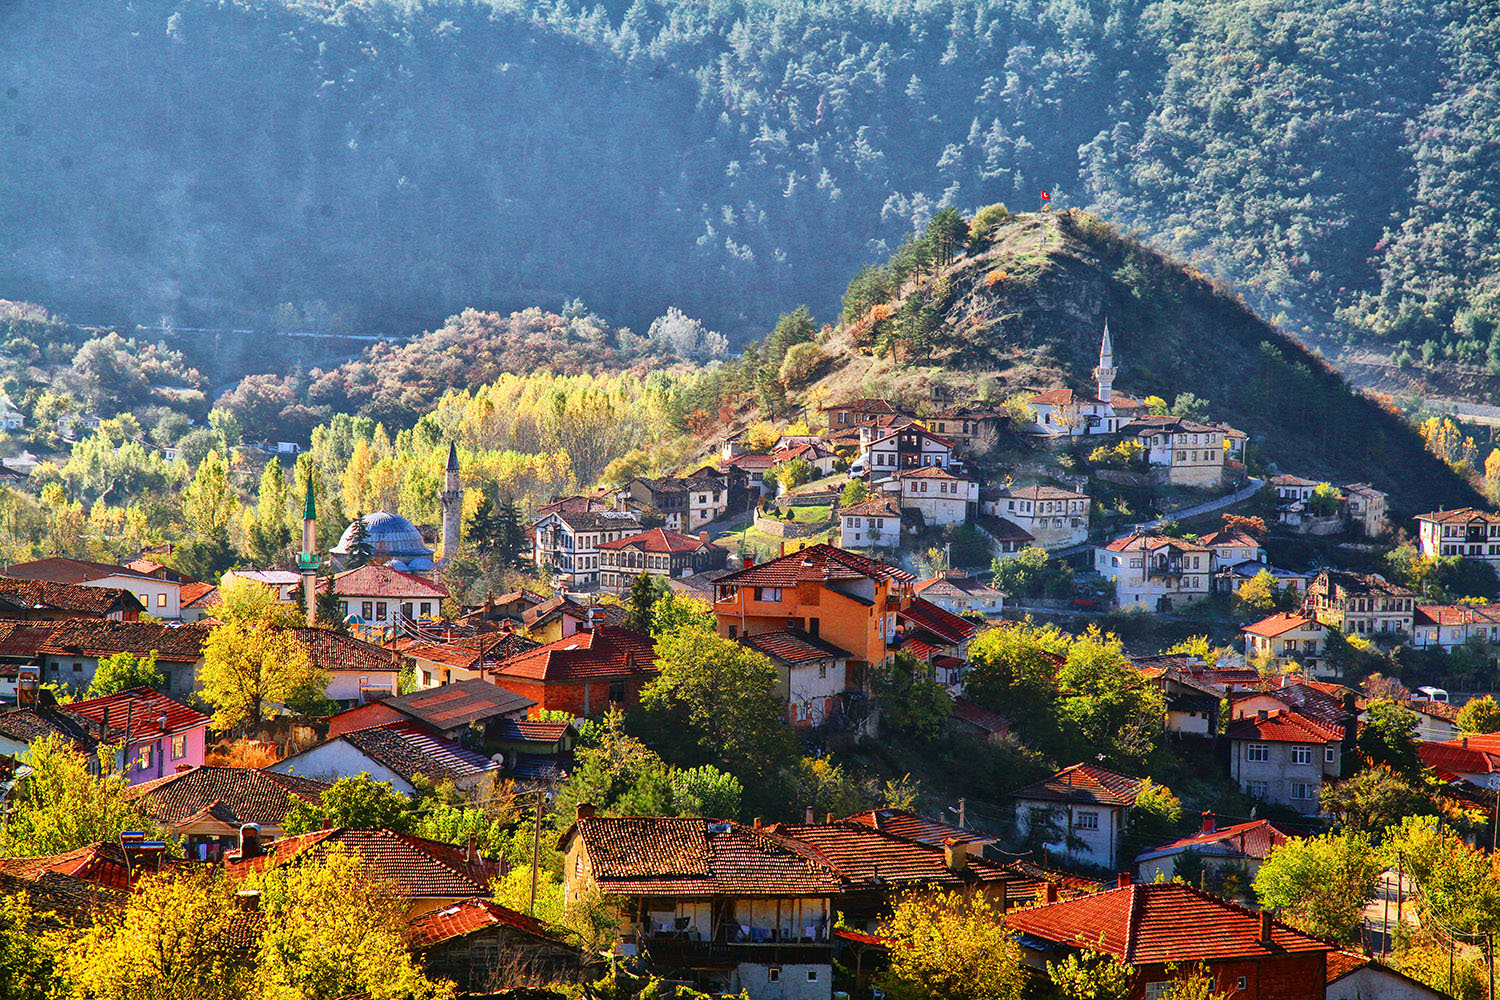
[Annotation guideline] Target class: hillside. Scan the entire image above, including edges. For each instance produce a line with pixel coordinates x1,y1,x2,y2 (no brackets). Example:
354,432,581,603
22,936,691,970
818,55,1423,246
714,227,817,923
800,210,1481,515
1,0,1498,373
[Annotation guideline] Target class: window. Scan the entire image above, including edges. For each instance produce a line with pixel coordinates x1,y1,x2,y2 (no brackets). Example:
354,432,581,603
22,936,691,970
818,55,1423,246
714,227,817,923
171,734,186,760
72,661,83,673
402,602,414,620
157,593,167,608
1246,780,1269,798
1325,746,1337,763
807,970,818,982
608,681,626,703
808,617,820,636
754,587,782,602
1236,977,1247,991
375,601,388,621
1144,982,1173,1000
1074,811,1098,831
767,969,781,983
136,744,153,771
1246,743,1269,762
361,601,374,620
1291,745,1312,765
1291,782,1316,800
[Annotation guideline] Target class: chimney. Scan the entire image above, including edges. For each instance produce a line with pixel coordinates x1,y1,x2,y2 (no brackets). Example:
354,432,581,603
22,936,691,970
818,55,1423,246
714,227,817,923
238,823,262,860
872,811,883,831
700,531,710,545
576,802,596,821
1116,872,1131,889
1257,709,1269,723
1043,882,1059,904
826,812,835,824
1201,811,1216,835
1258,909,1274,945
626,651,637,672
943,839,968,873
753,817,763,829
805,806,815,823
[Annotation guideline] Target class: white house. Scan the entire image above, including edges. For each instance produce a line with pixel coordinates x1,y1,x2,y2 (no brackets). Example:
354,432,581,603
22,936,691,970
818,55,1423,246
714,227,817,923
1226,709,1343,816
1094,533,1212,611
740,629,854,729
221,569,302,603
882,466,976,527
319,564,450,631
980,484,1090,549
1024,323,1144,436
1241,613,1328,677
1411,603,1500,650
1197,528,1265,571
838,496,902,550
269,726,501,797
530,503,643,588
0,394,22,431
1119,415,1231,488
1011,763,1144,870
913,573,1005,618
1414,508,1500,569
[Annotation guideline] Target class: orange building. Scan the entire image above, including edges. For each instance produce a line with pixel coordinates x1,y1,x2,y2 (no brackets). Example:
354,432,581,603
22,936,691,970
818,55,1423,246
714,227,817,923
711,544,916,692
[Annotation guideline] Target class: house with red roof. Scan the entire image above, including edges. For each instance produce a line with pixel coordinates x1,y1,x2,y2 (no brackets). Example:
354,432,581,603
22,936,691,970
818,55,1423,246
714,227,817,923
3,556,187,618
1010,763,1146,870
838,495,903,550
487,624,657,718
0,839,191,891
1415,507,1500,569
895,597,977,693
597,528,727,594
1227,709,1344,815
820,398,912,431
66,687,210,785
269,721,502,797
36,618,212,698
913,572,1005,619
325,677,535,740
0,576,144,621
317,564,449,633
409,896,590,991
980,483,1091,549
880,465,976,527
1242,613,1328,677
1418,734,1500,789
1411,602,1500,651
711,544,915,692
1324,949,1455,999
126,765,331,859
740,628,856,728
856,421,955,477
1095,533,1212,611
1134,811,1295,885
1006,880,1332,999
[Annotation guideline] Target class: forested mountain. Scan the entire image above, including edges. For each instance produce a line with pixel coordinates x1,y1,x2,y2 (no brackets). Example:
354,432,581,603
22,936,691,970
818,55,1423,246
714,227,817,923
1,0,1496,365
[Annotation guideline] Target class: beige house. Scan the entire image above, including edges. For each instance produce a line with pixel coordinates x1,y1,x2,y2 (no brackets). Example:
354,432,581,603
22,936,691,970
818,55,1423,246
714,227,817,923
1011,763,1144,870
1414,507,1500,569
881,466,976,527
1197,528,1264,571
980,485,1090,549
1095,533,1212,611
838,496,902,550
1341,483,1388,538
1304,570,1415,638
1241,613,1328,677
922,405,1004,454
1120,416,1230,488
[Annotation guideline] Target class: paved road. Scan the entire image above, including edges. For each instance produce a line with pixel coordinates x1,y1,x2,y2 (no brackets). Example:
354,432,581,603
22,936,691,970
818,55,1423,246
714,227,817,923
1130,478,1265,532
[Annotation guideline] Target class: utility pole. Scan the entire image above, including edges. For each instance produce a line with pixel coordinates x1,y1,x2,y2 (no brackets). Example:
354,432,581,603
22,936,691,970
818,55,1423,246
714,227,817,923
528,788,543,916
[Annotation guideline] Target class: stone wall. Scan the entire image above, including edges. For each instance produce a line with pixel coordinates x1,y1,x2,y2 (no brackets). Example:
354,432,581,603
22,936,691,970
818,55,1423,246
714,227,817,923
754,509,834,538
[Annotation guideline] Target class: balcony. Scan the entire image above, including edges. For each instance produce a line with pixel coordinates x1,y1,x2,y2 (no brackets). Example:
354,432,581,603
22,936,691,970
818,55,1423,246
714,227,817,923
637,934,834,970
1145,558,1188,579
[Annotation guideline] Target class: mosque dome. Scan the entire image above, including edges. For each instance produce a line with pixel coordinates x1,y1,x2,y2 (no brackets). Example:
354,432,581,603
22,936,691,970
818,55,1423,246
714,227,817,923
331,511,433,561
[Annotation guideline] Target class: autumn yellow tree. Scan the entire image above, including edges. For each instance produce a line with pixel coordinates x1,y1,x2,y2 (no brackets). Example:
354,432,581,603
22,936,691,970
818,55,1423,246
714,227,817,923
251,848,452,1000
879,890,1025,1000
199,578,325,731
60,867,254,1000
0,733,158,856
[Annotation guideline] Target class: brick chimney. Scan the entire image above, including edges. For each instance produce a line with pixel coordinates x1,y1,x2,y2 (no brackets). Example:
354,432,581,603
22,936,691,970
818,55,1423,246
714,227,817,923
1257,709,1269,723
700,531,710,545
576,802,596,820
1116,872,1131,889
1258,909,1274,945
943,839,968,873
1201,811,1216,835
805,806,815,823
1043,882,1059,904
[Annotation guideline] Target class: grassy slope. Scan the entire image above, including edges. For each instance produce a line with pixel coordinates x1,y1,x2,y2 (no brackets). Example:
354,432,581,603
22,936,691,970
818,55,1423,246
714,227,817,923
803,211,1480,516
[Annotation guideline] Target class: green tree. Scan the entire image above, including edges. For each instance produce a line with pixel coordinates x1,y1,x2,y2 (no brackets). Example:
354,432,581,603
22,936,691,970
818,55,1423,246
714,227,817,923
1055,627,1166,768
872,650,952,741
497,496,526,569
87,650,163,697
1307,482,1342,517
345,510,374,568
1457,695,1500,734
0,890,58,1000
60,867,253,1000
251,848,452,1000
0,734,158,856
1121,779,1182,862
1386,815,1500,938
767,458,814,493
641,627,798,790
991,547,1072,599
1253,831,1382,943
282,775,415,835
1234,569,1281,612
247,458,293,567
1320,768,1433,833
878,889,1024,1000
1169,392,1209,420
625,571,665,634
1358,700,1422,778
1047,946,1133,1000
840,479,875,507
648,592,714,640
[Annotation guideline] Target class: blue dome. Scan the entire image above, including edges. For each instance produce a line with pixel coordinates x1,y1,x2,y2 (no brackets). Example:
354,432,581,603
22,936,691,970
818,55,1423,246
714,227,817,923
332,510,433,560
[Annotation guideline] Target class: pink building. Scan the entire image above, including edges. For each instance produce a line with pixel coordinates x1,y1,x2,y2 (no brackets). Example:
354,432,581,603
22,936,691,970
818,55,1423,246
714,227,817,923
66,687,210,785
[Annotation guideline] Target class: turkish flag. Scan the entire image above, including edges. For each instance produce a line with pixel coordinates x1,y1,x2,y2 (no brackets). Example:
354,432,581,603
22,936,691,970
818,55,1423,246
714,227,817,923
1040,190,1051,201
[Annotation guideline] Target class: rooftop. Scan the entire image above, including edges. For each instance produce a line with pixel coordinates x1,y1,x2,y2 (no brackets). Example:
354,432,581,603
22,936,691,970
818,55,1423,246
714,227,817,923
1415,507,1500,525
37,618,211,662
407,896,566,949
67,687,209,740
1242,612,1323,638
2,557,158,585
0,578,144,617
714,543,913,589
843,808,994,848
127,766,331,828
319,564,449,600
228,828,500,898
489,625,657,684
1224,708,1343,744
1010,763,1145,808
598,528,711,553
339,723,501,785
739,628,854,666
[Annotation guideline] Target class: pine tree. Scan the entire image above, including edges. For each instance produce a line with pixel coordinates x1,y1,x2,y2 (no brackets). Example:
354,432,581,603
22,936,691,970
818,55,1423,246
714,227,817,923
626,572,663,634
468,492,499,552
498,497,526,569
347,511,374,568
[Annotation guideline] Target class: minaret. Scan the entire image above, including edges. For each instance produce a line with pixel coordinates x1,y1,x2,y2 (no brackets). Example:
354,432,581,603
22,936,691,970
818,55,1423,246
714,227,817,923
1094,319,1117,405
439,442,464,564
296,477,321,626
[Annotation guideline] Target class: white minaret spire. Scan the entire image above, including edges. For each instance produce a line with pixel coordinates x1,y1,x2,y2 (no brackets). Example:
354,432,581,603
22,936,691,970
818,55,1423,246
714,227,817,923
439,442,464,564
1094,318,1116,405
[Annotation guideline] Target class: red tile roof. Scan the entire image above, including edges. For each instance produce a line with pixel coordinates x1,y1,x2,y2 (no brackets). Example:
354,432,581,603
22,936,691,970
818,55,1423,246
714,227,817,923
775,821,1011,889
739,629,853,665
369,679,536,733
1225,709,1343,744
489,625,657,684
891,465,966,480
1415,507,1500,525
38,618,210,662
1418,739,1500,776
1029,387,1103,407
407,896,565,948
287,627,398,673
179,581,219,609
1134,818,1294,865
915,575,1004,600
319,564,449,600
897,597,976,645
0,841,189,891
1007,882,1330,963
0,579,144,617
566,816,845,896
67,687,209,740
598,528,710,553
1010,764,1145,808
228,828,501,898
843,808,994,847
127,766,330,829
491,718,574,744
714,543,914,588
1242,613,1322,638
336,723,501,785
2,557,158,585
950,697,1011,737
840,497,902,518
1103,532,1211,554
0,620,62,657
